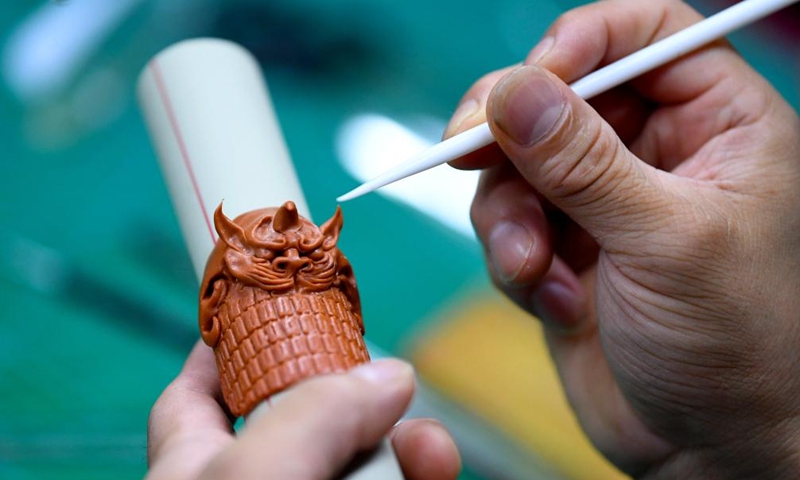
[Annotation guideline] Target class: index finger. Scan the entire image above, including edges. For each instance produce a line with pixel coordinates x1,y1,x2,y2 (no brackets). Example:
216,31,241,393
524,0,782,169
446,0,733,171
531,0,756,103
146,341,235,480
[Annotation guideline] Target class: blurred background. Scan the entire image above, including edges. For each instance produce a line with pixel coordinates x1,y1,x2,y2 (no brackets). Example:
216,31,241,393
1,0,798,478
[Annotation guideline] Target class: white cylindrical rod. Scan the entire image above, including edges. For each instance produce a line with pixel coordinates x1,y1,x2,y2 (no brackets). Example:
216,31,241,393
137,37,309,279
137,38,403,480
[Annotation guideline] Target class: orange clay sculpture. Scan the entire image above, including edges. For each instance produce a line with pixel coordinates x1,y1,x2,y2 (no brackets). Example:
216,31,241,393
198,201,370,417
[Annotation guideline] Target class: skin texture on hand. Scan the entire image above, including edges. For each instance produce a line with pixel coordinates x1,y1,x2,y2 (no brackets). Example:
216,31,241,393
146,343,461,480
445,0,800,477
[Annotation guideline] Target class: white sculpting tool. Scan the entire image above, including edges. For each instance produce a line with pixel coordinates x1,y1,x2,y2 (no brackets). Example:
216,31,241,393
337,0,799,202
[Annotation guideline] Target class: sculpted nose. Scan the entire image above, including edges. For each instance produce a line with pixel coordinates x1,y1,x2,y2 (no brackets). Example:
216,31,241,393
274,249,311,273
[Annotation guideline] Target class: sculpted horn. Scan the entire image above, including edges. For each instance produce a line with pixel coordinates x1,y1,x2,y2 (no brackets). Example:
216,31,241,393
321,206,343,249
214,203,248,252
273,201,300,233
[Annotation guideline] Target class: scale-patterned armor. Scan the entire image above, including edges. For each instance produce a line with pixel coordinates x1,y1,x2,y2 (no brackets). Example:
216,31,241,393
199,201,369,417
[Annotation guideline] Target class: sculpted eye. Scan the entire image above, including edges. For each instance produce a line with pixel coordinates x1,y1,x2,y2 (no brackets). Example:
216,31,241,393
254,216,274,237
253,250,275,262
308,249,325,261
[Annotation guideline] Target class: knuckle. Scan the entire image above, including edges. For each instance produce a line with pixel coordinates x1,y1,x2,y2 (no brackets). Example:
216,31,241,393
146,391,175,463
551,7,580,29
547,2,603,38
469,199,482,236
540,121,625,205
469,168,504,234
148,382,177,428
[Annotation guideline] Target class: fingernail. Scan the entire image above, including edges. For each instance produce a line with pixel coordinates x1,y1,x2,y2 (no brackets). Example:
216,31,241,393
487,222,533,284
526,36,554,65
493,68,565,147
531,281,584,333
351,359,413,385
443,98,480,139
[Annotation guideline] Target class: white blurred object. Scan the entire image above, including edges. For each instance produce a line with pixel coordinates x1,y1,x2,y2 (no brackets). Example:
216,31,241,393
337,113,479,238
3,0,142,102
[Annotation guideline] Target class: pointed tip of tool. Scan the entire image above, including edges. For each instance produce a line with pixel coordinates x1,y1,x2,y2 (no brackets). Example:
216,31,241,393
336,121,496,203
336,185,370,203
337,173,394,202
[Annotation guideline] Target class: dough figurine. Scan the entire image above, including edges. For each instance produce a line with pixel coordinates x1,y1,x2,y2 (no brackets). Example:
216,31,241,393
199,201,370,417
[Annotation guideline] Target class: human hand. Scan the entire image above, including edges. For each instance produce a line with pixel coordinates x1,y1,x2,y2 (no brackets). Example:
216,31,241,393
445,0,800,477
146,342,461,480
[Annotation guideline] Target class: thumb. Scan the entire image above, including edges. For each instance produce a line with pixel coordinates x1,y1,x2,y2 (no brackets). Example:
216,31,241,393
198,359,414,480
488,66,668,244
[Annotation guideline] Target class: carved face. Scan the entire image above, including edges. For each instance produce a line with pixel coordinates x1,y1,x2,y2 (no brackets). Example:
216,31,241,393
199,201,361,349
213,201,343,293
196,202,368,414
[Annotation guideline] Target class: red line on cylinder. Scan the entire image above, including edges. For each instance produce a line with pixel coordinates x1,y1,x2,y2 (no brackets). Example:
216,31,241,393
150,59,217,244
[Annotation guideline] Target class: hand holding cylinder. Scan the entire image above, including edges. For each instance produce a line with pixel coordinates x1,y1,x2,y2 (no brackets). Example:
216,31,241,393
138,38,430,480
